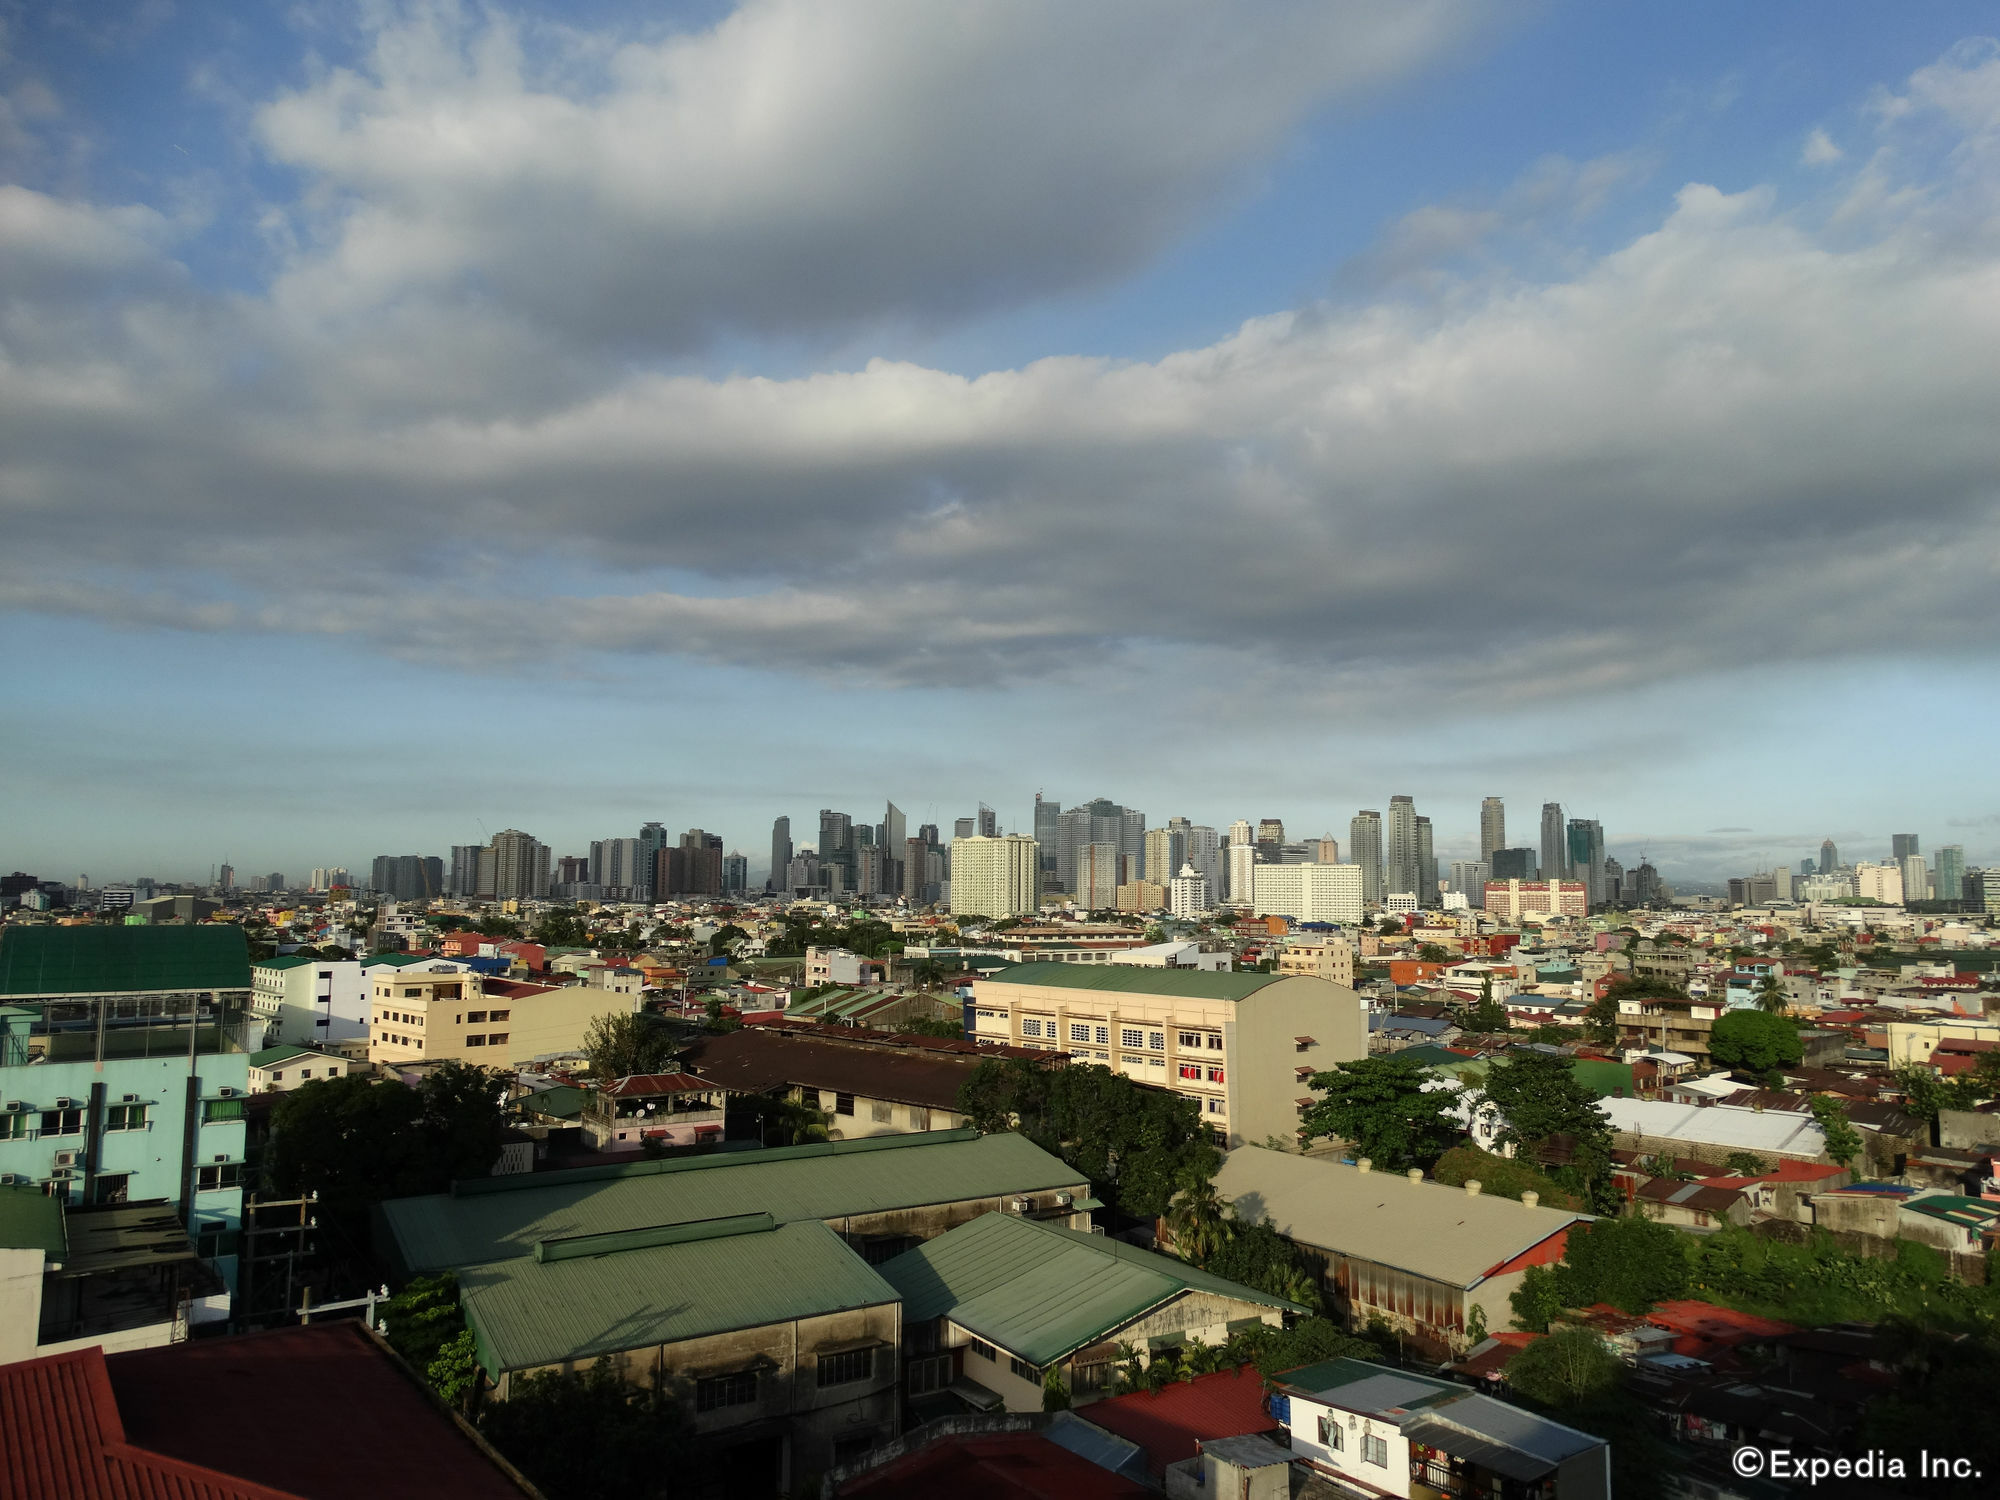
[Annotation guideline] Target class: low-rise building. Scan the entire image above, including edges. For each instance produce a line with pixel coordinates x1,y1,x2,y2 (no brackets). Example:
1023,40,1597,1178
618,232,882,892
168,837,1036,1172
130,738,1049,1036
1252,863,1364,926
250,955,371,1047
581,1071,727,1150
1276,940,1356,988
247,1044,358,1093
367,967,639,1069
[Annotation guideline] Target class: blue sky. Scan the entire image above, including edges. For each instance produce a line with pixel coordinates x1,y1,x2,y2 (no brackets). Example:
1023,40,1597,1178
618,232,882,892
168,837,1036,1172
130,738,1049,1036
4,2,2000,888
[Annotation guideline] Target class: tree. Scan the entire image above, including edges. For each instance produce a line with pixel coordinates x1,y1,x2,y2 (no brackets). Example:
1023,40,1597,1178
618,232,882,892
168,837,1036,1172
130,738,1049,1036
1722,1150,1769,1176
1810,1094,1864,1169
895,1015,966,1039
1377,918,1403,936
1707,1010,1802,1074
530,909,589,948
1164,1173,1231,1268
1753,972,1790,1014
583,1010,675,1080
1297,1055,1464,1172
478,1365,696,1500
1478,1052,1614,1207
1511,1264,1567,1332
1041,1369,1071,1411
1417,943,1451,963
1554,1216,1691,1313
1505,1328,1622,1406
1461,977,1511,1033
382,1274,468,1377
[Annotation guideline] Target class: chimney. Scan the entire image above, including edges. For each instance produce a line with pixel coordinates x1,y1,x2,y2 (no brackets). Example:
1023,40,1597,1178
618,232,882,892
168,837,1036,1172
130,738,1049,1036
1464,1180,1483,1197
1407,1167,1424,1183
1356,1158,1372,1174
1521,1191,1539,1208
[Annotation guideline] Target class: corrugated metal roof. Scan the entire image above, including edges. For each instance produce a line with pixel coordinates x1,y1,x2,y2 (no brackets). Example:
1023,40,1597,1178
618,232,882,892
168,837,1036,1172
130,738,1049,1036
876,1212,1301,1369
384,1129,1087,1273
252,956,314,972
977,963,1288,1001
460,1217,898,1374
0,925,250,997
1213,1147,1588,1289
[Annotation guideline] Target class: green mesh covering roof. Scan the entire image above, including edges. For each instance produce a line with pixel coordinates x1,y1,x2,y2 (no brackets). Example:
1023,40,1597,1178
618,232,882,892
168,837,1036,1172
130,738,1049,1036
978,962,1290,1001
461,1217,897,1376
876,1211,1302,1368
0,925,250,997
0,1184,67,1261
254,955,315,972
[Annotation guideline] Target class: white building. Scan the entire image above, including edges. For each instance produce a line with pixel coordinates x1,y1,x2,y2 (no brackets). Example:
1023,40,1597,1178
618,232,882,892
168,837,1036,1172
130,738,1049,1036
1169,862,1211,917
1109,941,1230,971
248,1044,359,1094
1252,863,1363,926
1226,820,1256,904
1854,862,1906,905
250,956,371,1047
947,834,1041,920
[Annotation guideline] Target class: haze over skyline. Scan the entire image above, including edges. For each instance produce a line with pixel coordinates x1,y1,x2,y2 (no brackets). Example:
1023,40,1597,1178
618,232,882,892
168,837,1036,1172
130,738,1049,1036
6,3,2000,882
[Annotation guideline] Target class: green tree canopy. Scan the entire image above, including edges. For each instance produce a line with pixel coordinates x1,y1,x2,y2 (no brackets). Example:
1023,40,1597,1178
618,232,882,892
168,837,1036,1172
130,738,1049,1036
583,1009,676,1080
478,1365,696,1500
1810,1094,1865,1169
1707,1010,1802,1073
1504,1328,1622,1406
1296,1055,1464,1172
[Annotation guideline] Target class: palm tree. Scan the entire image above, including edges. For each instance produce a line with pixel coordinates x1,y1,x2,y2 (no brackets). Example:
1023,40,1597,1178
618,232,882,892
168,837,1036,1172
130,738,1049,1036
1754,972,1790,1014
1164,1174,1231,1268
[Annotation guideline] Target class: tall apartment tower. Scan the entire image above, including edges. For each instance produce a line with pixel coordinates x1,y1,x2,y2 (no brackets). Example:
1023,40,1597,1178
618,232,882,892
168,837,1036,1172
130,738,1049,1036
449,844,484,898
1480,798,1506,863
1414,814,1437,908
1033,794,1063,891
948,834,1040,919
1349,811,1384,906
978,804,998,838
1892,834,1920,860
1184,825,1222,894
1226,819,1256,905
1314,836,1339,864
1819,838,1839,874
1255,820,1285,863
490,829,551,901
1936,845,1966,906
1144,827,1187,891
1540,803,1568,880
882,802,907,858
768,816,793,893
1077,843,1120,910
1567,818,1605,907
1385,796,1420,901
638,821,670,900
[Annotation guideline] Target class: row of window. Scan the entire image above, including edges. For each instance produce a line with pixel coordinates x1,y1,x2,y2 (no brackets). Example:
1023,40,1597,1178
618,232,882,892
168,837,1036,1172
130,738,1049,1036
691,1348,876,1412
462,1034,510,1048
2,1104,151,1141
1010,1018,1223,1053
1175,1064,1226,1084
1315,1415,1389,1468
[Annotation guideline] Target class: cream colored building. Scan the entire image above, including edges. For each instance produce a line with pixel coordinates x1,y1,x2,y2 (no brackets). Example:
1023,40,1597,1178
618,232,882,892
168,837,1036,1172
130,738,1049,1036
1252,863,1363,926
368,971,640,1069
949,834,1041,919
971,963,1367,1148
1277,940,1356,989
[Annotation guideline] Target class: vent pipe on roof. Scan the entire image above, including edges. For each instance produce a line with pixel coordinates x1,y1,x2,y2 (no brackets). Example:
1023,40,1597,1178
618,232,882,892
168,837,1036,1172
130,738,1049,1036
1464,1180,1482,1197
1521,1191,1539,1209
1407,1167,1423,1183
1356,1158,1372,1174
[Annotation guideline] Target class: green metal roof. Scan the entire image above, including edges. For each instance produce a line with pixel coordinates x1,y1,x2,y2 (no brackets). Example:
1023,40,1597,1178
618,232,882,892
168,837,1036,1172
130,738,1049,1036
461,1217,898,1376
250,1044,318,1067
1569,1059,1635,1099
1271,1356,1458,1405
0,1185,67,1262
517,1084,589,1121
383,1129,1088,1274
877,1212,1302,1369
1904,1195,2000,1228
978,962,1288,1001
0,925,250,997
254,955,315,972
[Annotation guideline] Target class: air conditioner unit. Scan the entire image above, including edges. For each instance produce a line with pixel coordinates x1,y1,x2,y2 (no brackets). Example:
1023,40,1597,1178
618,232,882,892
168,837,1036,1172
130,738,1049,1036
121,1093,140,1104
1,1102,20,1113
48,1168,73,1182
52,1150,78,1168
1008,1196,1030,1214
54,1097,75,1110
212,1154,228,1164
1052,1191,1073,1208
218,1087,238,1098
0,1173,16,1185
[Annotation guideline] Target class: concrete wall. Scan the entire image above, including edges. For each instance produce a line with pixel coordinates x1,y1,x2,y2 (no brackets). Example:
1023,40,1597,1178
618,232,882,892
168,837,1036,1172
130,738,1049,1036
811,1088,964,1140
0,1246,44,1364
1232,978,1368,1150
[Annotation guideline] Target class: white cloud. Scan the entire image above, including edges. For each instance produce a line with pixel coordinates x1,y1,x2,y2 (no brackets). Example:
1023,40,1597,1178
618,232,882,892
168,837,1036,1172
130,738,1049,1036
1801,127,1842,165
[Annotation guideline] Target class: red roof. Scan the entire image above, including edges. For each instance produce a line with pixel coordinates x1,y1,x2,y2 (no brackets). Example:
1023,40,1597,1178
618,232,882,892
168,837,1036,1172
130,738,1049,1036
103,1321,528,1500
1079,1366,1280,1477
1643,1300,1795,1358
600,1071,712,1096
840,1433,1150,1499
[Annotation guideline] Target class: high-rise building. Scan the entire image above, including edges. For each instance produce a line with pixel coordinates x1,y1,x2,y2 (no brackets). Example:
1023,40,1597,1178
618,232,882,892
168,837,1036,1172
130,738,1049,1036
589,838,649,900
1034,795,1063,891
1449,861,1491,903
1936,845,1966,907
1348,812,1383,906
1226,819,1256,906
978,804,998,838
671,830,725,897
1056,799,1145,893
768,816,793,894
1892,834,1920,860
1314,836,1339,865
1414,815,1437,908
369,855,442,902
819,810,856,892
490,829,551,901
1077,843,1120,910
1386,796,1420,902
1899,854,1930,905
1540,804,1568,881
1255,820,1285,863
1566,818,1605,908
1145,827,1187,892
1252,863,1364,926
1185,825,1222,896
903,837,931,904
449,844,485,898
722,853,748,895
881,802,907,861
1819,838,1839,874
1169,863,1211,918
1479,798,1506,864
637,821,669,899
948,835,1040,919
1490,847,1537,881
954,817,976,840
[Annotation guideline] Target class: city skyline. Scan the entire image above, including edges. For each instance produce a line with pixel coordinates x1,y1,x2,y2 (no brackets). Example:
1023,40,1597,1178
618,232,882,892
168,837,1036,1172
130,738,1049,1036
6,6,2000,884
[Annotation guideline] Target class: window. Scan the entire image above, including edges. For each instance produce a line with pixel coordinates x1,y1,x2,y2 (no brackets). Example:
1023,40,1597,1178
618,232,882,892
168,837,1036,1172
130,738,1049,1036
465,1034,486,1046
907,1354,952,1396
695,1371,758,1412
1022,1018,1041,1037
486,1034,507,1046
1207,1034,1224,1050
1120,1027,1144,1049
1207,1066,1225,1084
1207,1098,1225,1115
91,1173,131,1205
105,1104,148,1131
488,1010,509,1022
1009,1356,1039,1382
39,1108,82,1137
1094,1026,1109,1045
1179,1064,1202,1081
834,1092,855,1116
319,971,333,980
968,1339,997,1362
402,988,421,998
197,1162,245,1191
909,1107,931,1130
870,1100,893,1124
1178,1031,1202,1047
196,1220,238,1258
0,1113,24,1141
1318,1415,1344,1452
203,1097,245,1124
1362,1432,1388,1468
1068,1023,1091,1043
1148,1032,1165,1051
467,1011,488,1023
270,1071,284,1082
817,1348,874,1387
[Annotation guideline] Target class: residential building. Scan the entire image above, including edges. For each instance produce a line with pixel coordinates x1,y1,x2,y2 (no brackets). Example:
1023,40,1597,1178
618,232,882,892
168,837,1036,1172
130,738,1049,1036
1169,863,1211,918
1184,824,1222,897
1820,838,1839,873
1277,939,1355,988
1385,796,1419,903
1054,800,1144,895
489,829,550,901
1211,1148,1590,1360
877,1211,1298,1411
1114,880,1168,913
1892,833,1921,860
248,1044,358,1093
723,851,749,895
1934,845,1966,905
948,834,1041,919
366,966,639,1069
1033,794,1063,893
769,816,793,894
581,1072,727,1150
1314,835,1340,864
969,964,1367,1148
1415,814,1437,908
1252,863,1364,926
1448,861,1490,901
1226,820,1257,907
0,925,252,1325
1900,853,1931,904
1599,1098,1830,1167
1490,847,1536,881
1566,818,1605,906
1144,827,1186,891
1077,842,1119,910
1854,862,1905,904
1479,797,1506,863
1349,811,1383,906
250,954,369,1046
589,836,650,900
1273,1356,1609,1500
1482,879,1587,921
369,854,443,901
449,843,487,898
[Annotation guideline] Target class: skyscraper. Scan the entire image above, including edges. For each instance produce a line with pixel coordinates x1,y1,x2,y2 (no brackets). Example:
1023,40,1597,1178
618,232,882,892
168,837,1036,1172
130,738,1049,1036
449,844,484,898
1491,847,1536,881
589,838,647,900
1226,819,1256,904
1892,834,1920,860
1349,811,1384,906
948,835,1040,919
722,853,748,895
1056,799,1145,893
1936,845,1966,906
1450,861,1491,900
978,804,998,838
1255,820,1285,862
1819,838,1839,873
1540,803,1568,881
1566,818,1605,907
1900,854,1930,905
882,802,907,859
768,816,793,894
1479,798,1506,864
1144,827,1186,891
1414,814,1437,907
1386,796,1420,900
1077,843,1120,909
490,829,551,901
1185,825,1222,895
1033,794,1063,891
1314,836,1339,864
819,810,855,892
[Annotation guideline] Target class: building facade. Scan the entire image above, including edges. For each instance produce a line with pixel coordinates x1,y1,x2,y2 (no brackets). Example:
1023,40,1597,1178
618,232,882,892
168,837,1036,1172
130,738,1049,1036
1251,863,1364,926
947,835,1041,920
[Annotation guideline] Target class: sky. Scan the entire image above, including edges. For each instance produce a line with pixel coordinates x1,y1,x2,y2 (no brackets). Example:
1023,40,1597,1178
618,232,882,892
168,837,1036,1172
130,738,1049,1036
5,1,2000,889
